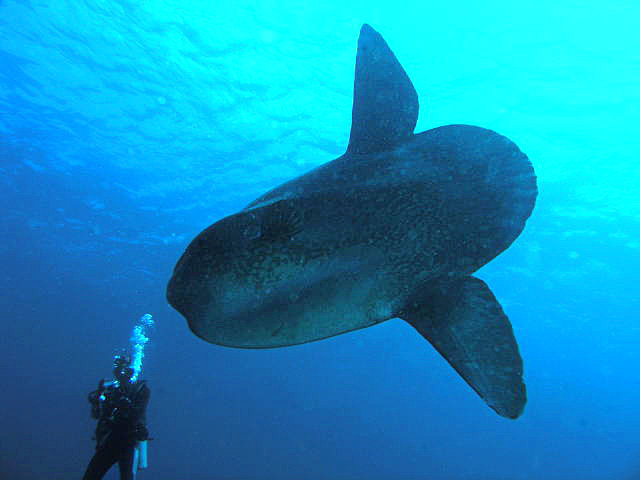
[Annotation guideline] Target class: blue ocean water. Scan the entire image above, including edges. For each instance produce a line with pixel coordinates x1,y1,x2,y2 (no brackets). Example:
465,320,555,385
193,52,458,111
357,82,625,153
1,0,639,478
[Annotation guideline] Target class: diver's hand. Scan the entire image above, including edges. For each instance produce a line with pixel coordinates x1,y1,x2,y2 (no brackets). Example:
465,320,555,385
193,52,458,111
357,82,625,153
89,380,105,404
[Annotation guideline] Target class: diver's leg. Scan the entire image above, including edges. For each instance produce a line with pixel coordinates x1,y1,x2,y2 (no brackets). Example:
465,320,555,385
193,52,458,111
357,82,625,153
117,444,136,480
82,444,118,480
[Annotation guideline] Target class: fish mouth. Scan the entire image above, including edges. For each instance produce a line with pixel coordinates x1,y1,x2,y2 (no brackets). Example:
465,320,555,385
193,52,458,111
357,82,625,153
166,254,208,325
167,269,220,346
165,271,180,311
166,269,190,320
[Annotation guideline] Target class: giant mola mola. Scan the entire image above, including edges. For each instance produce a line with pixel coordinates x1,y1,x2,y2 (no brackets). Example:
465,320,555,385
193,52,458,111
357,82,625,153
167,24,537,418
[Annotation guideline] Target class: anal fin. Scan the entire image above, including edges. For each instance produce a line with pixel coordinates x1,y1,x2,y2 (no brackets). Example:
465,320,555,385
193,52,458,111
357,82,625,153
400,277,526,419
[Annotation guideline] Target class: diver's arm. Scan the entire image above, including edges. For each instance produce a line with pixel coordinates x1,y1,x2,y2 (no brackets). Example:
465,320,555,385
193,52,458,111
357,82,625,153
88,392,101,419
88,379,106,419
129,383,150,424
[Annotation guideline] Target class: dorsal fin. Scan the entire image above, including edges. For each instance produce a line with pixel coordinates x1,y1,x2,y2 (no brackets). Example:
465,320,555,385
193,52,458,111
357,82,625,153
347,24,419,155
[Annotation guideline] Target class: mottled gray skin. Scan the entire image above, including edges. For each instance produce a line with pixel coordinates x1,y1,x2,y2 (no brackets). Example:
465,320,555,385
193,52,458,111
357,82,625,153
168,124,535,348
167,24,536,418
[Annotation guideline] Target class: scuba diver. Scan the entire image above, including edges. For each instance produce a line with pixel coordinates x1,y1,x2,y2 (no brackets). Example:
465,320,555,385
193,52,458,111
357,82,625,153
82,354,150,480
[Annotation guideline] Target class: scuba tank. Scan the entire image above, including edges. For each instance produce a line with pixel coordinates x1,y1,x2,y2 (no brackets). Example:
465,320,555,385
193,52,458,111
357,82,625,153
136,440,148,469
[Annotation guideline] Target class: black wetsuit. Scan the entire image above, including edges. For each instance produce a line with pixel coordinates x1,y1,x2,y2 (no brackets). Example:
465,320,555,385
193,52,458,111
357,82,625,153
83,380,150,480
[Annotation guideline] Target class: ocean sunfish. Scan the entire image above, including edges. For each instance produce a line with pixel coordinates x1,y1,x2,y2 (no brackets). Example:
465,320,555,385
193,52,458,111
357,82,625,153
167,24,537,418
